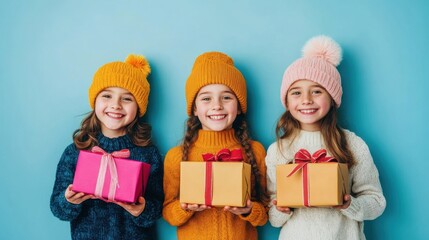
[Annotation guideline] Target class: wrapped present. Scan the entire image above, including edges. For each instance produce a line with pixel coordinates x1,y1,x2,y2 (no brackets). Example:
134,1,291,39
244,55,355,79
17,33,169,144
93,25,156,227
180,149,251,207
72,146,151,203
276,149,349,208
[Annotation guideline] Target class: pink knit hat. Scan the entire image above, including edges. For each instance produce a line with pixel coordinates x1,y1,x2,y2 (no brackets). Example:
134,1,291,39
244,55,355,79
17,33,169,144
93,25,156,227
280,35,343,108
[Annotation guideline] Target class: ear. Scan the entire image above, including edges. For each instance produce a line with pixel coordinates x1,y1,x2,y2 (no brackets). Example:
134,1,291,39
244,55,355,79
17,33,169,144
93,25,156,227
193,105,198,116
237,102,242,115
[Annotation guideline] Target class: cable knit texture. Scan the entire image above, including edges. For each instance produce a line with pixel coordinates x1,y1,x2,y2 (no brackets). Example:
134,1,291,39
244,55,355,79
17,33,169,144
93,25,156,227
50,134,164,240
266,130,386,240
163,129,268,240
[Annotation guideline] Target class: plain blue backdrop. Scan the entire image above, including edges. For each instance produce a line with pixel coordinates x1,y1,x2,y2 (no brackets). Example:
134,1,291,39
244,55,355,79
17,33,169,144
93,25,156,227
1,0,428,239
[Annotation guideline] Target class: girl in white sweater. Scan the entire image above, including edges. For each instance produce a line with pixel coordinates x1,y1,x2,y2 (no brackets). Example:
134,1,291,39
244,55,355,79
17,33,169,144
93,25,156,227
266,36,386,240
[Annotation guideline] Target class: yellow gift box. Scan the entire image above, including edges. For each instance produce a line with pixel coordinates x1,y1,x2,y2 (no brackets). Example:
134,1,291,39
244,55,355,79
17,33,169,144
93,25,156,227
276,149,349,208
180,149,251,207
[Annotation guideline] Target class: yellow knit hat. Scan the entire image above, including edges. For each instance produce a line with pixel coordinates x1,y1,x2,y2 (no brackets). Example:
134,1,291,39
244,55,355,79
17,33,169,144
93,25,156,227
185,51,247,116
89,54,151,117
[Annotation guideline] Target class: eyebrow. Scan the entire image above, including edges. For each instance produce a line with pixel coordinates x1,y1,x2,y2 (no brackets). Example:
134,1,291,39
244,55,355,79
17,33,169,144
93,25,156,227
288,86,303,92
289,84,324,91
100,89,133,95
197,90,234,96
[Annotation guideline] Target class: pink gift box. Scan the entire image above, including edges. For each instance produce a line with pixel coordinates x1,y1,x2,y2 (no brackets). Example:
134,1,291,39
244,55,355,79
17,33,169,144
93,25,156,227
72,150,151,203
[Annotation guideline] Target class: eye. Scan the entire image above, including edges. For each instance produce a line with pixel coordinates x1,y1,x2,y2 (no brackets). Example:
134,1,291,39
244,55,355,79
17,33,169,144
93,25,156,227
312,88,324,95
289,90,300,96
222,95,234,100
101,93,112,99
200,96,211,101
122,96,134,102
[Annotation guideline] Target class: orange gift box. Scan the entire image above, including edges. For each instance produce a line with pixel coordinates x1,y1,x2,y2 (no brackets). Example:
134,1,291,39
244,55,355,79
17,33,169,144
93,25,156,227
276,149,349,208
179,149,251,207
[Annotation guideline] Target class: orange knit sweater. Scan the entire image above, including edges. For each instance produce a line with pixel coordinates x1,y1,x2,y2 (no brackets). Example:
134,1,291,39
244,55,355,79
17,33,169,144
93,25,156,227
163,129,268,240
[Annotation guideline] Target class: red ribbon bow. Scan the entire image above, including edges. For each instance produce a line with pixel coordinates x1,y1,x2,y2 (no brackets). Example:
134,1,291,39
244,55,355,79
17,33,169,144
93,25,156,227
201,148,243,206
202,148,243,162
287,149,336,207
287,149,336,177
91,146,130,201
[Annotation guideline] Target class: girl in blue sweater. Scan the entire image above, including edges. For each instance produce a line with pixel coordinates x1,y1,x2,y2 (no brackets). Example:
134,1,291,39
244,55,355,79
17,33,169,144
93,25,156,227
50,54,164,240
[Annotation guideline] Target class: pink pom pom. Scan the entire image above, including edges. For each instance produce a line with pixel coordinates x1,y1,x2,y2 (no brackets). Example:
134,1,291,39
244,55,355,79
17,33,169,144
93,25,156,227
302,35,342,66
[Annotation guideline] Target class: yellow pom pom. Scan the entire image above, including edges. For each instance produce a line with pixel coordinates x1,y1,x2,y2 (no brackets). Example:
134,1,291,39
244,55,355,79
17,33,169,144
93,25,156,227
125,54,151,76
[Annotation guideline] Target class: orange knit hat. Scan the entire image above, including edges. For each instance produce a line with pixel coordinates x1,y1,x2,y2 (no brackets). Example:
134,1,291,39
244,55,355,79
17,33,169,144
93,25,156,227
89,54,151,117
185,51,247,116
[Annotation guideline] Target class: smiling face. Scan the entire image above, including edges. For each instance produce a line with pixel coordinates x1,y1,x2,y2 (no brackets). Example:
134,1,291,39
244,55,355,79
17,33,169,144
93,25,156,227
286,80,333,131
94,87,138,138
193,84,240,131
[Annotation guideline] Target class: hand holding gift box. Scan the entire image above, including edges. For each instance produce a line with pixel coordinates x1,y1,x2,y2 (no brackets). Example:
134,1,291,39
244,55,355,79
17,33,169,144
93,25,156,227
72,146,151,203
276,149,349,208
180,148,251,207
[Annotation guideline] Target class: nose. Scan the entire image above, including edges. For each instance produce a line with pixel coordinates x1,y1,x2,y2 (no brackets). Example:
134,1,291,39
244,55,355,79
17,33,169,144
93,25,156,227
211,98,223,110
110,97,122,109
302,92,313,104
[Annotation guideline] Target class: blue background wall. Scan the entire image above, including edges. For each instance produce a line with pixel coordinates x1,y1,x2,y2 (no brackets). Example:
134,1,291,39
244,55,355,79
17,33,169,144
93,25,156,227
1,0,428,239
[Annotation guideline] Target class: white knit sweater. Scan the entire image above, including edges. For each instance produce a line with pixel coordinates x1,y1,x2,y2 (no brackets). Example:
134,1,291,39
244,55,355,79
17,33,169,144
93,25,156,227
266,130,386,240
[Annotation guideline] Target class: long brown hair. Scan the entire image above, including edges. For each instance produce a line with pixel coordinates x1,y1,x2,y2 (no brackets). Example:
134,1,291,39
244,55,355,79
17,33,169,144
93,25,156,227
73,111,152,150
276,102,355,167
181,113,269,204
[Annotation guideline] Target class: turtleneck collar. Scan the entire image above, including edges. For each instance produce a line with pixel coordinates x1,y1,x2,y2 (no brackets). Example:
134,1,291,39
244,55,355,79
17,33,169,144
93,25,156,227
297,130,323,141
194,128,239,148
97,133,135,152
291,130,325,154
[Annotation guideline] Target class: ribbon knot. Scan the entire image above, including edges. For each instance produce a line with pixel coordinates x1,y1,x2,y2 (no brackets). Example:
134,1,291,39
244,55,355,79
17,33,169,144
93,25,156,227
91,146,130,201
201,148,243,206
202,148,243,162
287,149,336,177
287,149,336,207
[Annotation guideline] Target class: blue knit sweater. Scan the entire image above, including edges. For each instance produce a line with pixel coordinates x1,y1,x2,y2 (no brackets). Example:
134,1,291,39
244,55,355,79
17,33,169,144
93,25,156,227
50,134,164,240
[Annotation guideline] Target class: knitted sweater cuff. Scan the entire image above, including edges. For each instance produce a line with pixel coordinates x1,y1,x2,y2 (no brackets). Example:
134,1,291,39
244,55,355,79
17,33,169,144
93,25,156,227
268,206,292,228
340,195,362,220
59,194,81,218
164,201,194,226
340,194,386,221
178,204,194,220
239,202,267,227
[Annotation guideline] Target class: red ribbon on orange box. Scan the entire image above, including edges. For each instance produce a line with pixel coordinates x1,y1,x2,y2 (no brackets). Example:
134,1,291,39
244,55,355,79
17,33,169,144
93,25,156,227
287,149,336,207
91,146,130,201
202,148,243,206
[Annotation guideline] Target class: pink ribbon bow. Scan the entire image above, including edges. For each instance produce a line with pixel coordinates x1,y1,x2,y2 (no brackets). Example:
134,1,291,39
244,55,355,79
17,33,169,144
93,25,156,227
201,148,243,206
287,149,336,207
91,146,130,201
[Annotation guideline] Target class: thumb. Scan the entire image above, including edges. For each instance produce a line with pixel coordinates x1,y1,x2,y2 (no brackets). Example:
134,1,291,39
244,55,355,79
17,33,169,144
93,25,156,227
138,196,146,204
344,194,351,201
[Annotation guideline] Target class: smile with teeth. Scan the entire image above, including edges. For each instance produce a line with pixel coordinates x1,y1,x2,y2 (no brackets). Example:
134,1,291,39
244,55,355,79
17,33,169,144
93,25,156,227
106,112,124,118
299,109,317,114
208,114,226,120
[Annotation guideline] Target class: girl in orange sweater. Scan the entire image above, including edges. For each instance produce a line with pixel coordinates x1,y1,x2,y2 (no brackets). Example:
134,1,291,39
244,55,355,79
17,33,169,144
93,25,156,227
163,51,268,239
